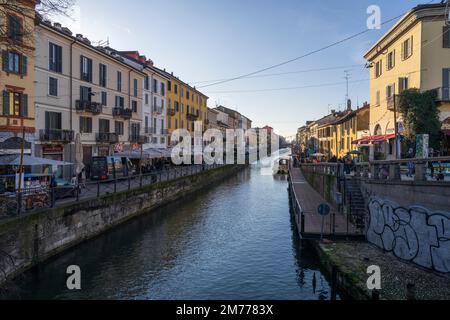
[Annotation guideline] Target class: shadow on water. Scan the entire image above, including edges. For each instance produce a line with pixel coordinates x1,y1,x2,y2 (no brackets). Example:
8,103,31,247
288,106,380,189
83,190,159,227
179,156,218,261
3,164,336,300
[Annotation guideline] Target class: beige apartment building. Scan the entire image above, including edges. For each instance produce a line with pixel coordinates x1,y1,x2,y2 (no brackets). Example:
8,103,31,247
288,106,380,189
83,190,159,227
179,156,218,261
34,19,145,167
364,3,450,159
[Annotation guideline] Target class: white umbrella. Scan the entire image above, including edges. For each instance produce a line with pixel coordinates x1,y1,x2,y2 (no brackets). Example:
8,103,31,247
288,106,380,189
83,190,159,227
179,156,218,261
75,133,85,174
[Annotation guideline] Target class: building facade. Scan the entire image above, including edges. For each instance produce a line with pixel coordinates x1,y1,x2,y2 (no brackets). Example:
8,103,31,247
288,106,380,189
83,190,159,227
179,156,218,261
364,3,450,159
34,20,145,167
0,0,38,156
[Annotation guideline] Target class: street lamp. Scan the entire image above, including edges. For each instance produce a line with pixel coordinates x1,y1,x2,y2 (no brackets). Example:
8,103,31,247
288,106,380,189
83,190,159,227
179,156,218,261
393,94,401,159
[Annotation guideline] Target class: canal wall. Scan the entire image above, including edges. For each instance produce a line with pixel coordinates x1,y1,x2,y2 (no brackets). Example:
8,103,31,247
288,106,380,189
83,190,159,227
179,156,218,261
0,165,244,285
300,167,341,208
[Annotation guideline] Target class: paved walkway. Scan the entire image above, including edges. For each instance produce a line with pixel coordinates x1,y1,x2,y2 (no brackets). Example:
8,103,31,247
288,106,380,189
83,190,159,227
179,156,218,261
290,167,359,238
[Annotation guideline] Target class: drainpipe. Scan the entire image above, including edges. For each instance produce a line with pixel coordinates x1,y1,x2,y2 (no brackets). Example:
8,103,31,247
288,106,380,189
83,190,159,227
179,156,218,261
69,39,76,163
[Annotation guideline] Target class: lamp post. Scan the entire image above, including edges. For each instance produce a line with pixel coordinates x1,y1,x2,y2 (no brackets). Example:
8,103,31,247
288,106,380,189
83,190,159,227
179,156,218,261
393,94,400,159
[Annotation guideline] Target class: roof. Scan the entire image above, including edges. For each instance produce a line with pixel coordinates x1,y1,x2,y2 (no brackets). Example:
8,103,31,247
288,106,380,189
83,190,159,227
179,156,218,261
364,3,446,60
37,20,146,76
154,67,209,99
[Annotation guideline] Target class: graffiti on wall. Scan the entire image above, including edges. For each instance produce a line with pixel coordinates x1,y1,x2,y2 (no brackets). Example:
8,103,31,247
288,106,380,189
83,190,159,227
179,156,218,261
367,197,450,273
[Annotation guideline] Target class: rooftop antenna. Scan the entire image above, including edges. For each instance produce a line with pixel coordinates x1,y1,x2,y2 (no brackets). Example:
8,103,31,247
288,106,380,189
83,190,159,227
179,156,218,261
344,70,350,107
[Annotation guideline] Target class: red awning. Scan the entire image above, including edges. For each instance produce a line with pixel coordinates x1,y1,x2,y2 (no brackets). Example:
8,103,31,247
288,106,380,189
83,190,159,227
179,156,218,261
352,134,396,145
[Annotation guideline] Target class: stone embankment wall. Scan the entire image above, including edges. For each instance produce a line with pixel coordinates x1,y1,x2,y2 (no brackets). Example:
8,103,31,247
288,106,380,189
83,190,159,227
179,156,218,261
0,165,244,285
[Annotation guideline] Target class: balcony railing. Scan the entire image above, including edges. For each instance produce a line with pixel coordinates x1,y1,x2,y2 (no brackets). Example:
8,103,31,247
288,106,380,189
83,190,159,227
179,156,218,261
130,135,149,144
145,127,156,134
75,100,102,114
153,106,163,115
113,107,132,119
96,132,119,144
39,129,75,143
434,87,450,102
168,108,176,116
161,129,169,135
187,110,199,120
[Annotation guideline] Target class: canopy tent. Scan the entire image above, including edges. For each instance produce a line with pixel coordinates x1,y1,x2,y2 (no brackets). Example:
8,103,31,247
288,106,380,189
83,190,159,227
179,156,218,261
0,155,72,166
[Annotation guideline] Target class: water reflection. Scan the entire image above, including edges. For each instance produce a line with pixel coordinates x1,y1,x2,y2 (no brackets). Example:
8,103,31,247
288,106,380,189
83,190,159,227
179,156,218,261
5,158,335,300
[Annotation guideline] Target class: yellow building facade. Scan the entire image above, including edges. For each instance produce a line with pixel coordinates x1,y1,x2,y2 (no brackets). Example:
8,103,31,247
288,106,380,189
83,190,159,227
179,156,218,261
364,3,450,158
160,71,208,145
0,0,38,155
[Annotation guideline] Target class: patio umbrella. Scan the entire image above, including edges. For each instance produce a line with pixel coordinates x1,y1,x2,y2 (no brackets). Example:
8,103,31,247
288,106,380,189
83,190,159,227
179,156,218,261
0,155,72,166
75,133,85,174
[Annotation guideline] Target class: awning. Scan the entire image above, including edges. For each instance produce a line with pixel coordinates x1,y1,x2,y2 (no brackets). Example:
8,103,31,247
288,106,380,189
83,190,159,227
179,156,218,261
0,155,73,166
352,134,396,145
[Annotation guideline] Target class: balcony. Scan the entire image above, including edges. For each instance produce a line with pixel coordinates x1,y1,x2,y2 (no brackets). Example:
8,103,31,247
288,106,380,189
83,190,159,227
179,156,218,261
39,129,75,143
75,100,102,114
187,110,199,121
96,132,119,144
167,108,176,116
434,87,450,102
113,107,132,119
153,106,163,115
145,127,157,134
130,135,149,144
386,95,400,111
161,129,169,135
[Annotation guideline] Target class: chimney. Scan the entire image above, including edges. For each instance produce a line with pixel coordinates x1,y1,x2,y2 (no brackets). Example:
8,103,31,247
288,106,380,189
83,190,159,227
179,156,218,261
76,33,83,39
53,22,62,29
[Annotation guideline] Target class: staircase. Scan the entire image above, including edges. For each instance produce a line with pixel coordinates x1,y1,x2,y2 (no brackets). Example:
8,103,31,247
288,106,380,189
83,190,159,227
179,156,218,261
344,178,367,230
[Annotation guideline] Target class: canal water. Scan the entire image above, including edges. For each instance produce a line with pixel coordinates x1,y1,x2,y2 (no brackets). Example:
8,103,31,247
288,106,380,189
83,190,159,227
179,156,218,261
6,156,335,300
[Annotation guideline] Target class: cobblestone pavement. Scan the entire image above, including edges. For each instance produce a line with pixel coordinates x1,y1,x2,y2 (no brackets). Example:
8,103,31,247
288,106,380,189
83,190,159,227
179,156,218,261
318,241,450,300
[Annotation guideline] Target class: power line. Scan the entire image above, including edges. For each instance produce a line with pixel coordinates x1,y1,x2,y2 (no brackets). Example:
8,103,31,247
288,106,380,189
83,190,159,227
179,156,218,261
196,11,421,89
190,64,365,85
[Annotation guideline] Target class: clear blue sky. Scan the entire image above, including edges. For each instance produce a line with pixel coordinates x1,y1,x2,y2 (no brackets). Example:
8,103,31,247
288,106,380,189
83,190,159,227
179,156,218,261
57,0,434,138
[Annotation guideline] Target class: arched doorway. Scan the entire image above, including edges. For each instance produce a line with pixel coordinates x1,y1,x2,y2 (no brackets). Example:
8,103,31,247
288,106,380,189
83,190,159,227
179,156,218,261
374,124,382,136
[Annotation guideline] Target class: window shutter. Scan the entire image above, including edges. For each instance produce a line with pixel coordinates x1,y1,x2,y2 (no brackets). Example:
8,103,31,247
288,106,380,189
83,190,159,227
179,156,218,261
88,59,92,82
3,91,10,115
49,43,54,70
410,36,413,56
21,94,28,117
444,27,450,48
57,45,62,72
80,56,83,79
21,55,27,76
443,68,450,100
2,51,8,72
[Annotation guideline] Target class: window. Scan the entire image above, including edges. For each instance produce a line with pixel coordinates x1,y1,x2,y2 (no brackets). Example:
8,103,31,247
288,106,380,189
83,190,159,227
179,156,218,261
174,101,179,112
160,119,164,133
402,36,413,60
115,121,124,135
375,90,380,106
80,86,92,102
145,94,149,105
49,43,62,73
168,80,172,91
174,84,178,94
80,55,93,82
99,119,110,133
101,92,107,106
79,117,92,133
8,15,22,42
144,76,149,90
444,26,450,48
131,123,140,138
186,91,190,100
45,111,61,129
133,79,138,97
115,96,124,108
386,84,395,98
175,119,178,129
117,71,122,92
2,51,27,75
443,68,450,100
145,116,149,133
2,91,28,117
153,79,158,93
181,88,184,97
161,82,165,96
375,60,382,78
99,64,107,87
387,51,395,70
49,77,58,96
398,77,409,93
132,100,137,112
161,99,164,110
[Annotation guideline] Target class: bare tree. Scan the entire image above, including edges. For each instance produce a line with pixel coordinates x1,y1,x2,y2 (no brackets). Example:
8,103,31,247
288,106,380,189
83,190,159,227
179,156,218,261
0,0,75,54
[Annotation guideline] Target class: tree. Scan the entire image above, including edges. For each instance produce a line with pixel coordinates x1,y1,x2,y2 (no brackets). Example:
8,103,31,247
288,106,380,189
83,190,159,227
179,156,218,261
398,88,442,149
